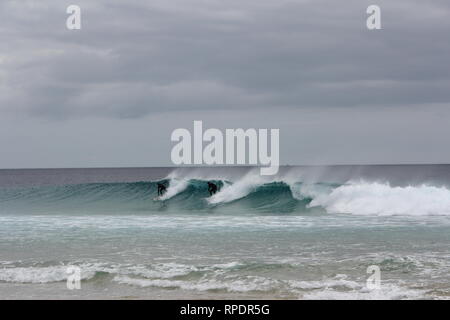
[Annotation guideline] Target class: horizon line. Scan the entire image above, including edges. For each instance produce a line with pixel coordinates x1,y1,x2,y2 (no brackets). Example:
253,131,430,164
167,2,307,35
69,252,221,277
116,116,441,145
1,163,450,170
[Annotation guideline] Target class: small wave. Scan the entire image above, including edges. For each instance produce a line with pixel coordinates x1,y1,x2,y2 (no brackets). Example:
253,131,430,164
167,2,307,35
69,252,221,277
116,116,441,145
289,274,361,290
0,261,245,284
301,282,426,300
113,275,278,293
126,263,199,279
0,265,97,283
114,271,428,299
289,274,428,300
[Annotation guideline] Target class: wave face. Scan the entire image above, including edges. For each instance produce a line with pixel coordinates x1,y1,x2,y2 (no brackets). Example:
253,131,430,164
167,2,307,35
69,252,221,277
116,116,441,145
2,168,450,216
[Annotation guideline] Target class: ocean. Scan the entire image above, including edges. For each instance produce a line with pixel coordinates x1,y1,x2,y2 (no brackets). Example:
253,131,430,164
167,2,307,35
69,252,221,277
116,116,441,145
0,165,449,299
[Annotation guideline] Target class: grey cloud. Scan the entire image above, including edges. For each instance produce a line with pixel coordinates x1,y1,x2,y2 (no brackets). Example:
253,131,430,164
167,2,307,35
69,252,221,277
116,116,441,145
1,0,450,118
2,0,450,168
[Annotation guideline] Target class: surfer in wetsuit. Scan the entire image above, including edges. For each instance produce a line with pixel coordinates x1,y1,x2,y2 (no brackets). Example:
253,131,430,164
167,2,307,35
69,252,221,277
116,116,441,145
157,183,167,196
207,182,218,196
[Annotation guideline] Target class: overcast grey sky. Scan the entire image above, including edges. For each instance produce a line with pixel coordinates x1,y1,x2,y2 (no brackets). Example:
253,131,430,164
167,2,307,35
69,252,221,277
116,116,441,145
1,0,450,168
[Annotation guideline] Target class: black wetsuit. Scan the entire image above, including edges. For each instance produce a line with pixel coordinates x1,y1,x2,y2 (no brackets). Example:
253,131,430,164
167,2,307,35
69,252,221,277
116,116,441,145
208,182,218,196
157,183,167,196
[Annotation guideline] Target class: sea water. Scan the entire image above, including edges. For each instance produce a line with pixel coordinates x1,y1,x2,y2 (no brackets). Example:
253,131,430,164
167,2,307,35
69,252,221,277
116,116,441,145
0,166,449,299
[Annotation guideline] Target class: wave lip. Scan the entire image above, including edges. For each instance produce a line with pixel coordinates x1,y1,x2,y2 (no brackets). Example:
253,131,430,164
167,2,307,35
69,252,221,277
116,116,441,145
157,179,189,201
207,173,264,205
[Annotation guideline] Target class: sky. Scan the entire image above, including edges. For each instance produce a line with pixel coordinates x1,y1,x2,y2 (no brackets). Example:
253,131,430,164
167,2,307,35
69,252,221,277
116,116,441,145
0,0,450,168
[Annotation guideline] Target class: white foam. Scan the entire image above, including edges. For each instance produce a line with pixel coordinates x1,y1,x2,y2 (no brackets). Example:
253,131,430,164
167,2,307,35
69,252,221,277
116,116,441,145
114,275,277,292
308,181,450,216
211,261,242,269
0,265,96,283
0,261,249,284
1,261,432,299
289,275,360,290
207,171,268,204
301,283,426,300
289,274,428,300
114,272,429,299
128,263,198,279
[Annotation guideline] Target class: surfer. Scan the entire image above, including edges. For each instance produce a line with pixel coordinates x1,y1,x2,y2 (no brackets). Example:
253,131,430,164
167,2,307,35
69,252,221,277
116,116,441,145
207,182,218,196
157,183,167,196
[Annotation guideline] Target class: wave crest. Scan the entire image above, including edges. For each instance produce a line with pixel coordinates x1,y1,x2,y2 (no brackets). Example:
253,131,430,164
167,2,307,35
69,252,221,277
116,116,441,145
309,182,450,216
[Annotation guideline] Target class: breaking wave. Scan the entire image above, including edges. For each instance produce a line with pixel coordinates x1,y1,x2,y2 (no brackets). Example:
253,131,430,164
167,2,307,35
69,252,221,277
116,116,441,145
2,170,450,216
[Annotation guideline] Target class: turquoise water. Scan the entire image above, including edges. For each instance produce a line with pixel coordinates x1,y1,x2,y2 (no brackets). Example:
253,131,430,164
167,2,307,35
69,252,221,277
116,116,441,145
0,166,450,299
